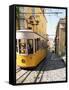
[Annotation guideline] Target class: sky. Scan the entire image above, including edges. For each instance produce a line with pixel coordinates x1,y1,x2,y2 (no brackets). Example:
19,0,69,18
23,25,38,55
44,8,66,40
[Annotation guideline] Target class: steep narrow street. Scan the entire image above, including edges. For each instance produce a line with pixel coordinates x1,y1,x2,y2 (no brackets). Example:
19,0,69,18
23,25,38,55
16,52,66,83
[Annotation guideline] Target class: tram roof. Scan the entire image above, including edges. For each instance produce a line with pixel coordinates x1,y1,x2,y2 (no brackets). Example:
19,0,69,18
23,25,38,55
16,30,39,39
16,30,46,40
17,29,33,32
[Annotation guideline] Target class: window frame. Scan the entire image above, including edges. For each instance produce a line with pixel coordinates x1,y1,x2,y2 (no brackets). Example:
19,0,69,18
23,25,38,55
27,39,33,54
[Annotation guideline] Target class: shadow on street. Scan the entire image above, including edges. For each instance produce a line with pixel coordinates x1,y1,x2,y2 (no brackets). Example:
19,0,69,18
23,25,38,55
34,52,66,71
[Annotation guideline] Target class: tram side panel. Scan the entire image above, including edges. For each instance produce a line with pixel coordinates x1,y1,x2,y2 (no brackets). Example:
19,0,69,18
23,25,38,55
32,38,47,66
16,32,47,68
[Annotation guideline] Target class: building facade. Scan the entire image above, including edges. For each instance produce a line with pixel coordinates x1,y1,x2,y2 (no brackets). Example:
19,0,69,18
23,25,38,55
55,18,66,56
16,6,47,38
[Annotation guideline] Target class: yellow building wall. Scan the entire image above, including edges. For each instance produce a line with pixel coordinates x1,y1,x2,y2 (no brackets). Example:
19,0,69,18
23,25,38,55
33,8,47,37
16,6,47,38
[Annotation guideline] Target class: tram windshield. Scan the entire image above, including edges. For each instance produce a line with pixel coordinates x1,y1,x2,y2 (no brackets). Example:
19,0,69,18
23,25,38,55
16,39,33,54
19,39,26,54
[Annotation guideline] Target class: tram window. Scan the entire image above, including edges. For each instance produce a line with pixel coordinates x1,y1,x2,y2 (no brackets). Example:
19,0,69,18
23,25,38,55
35,39,37,52
27,39,33,54
16,39,18,52
37,38,40,50
42,40,46,48
35,38,40,52
19,39,26,54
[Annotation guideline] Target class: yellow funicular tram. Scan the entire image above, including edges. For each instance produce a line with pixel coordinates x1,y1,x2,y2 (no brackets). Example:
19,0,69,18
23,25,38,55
16,30,47,68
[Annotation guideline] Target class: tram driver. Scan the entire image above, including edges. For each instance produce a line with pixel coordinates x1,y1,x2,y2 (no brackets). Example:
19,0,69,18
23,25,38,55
27,43,33,54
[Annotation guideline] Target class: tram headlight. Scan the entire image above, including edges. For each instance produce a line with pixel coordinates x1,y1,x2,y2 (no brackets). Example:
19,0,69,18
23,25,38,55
21,59,25,63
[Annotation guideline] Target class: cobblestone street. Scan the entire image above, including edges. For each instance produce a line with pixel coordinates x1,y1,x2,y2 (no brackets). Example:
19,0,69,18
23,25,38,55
16,52,66,84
